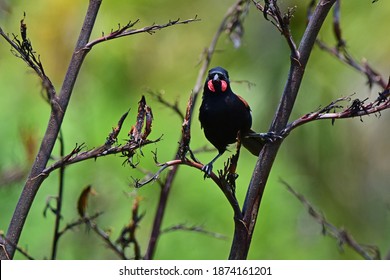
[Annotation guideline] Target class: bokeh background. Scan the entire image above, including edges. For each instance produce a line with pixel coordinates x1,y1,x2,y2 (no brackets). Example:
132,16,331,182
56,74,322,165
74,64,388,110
1,0,389,260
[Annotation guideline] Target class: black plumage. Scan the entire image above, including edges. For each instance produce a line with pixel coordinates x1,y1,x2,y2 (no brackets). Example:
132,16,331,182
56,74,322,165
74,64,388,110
199,67,266,176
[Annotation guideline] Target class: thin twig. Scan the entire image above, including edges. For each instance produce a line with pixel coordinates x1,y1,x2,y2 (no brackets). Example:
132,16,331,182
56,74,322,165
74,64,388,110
50,130,66,260
146,89,185,120
280,179,380,260
31,95,156,187
253,0,299,58
282,84,390,136
161,223,227,240
313,0,386,89
87,219,128,260
84,17,200,50
0,17,56,100
316,41,387,89
116,197,144,260
135,158,241,217
39,139,161,178
56,212,103,238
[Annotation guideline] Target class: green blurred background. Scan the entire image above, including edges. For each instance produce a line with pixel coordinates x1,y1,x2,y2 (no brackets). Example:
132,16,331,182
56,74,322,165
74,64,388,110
0,0,389,260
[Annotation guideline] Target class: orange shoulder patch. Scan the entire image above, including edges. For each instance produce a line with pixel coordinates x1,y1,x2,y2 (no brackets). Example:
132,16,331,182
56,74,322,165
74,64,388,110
237,95,251,111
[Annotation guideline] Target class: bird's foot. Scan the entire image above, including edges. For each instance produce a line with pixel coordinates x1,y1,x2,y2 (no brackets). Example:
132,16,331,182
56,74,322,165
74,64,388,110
247,131,282,143
202,163,213,179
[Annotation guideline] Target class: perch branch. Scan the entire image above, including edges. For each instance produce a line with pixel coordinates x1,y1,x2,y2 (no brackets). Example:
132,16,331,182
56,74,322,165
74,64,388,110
143,0,251,260
229,0,337,260
135,158,241,218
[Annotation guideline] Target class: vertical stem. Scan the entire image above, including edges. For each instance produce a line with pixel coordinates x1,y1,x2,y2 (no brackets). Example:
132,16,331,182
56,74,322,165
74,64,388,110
144,0,248,259
144,164,179,259
0,0,102,260
51,130,65,260
229,0,337,260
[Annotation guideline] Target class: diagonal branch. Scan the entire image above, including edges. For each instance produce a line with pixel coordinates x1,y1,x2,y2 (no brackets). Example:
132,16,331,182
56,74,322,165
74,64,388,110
281,179,380,260
161,223,227,240
281,84,390,137
135,158,241,217
84,17,200,50
253,0,299,59
312,0,387,89
229,0,337,260
0,232,34,260
146,89,185,120
0,0,103,260
0,15,56,101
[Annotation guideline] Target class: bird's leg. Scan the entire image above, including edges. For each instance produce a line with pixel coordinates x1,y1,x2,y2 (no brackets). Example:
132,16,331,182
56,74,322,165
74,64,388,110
188,148,201,163
246,131,282,143
202,151,224,178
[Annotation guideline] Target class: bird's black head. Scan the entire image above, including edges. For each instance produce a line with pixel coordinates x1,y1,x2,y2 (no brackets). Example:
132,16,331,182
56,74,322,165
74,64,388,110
205,67,230,93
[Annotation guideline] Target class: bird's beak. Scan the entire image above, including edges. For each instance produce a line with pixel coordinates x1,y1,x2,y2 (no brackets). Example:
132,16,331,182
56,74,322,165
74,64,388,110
213,74,220,82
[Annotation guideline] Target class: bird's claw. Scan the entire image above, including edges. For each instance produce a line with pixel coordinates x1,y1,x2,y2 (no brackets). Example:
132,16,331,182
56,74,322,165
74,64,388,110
247,131,282,143
202,163,213,179
262,131,283,143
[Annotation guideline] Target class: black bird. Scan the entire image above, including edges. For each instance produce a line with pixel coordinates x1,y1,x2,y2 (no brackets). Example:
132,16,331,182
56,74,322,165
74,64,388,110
199,66,276,176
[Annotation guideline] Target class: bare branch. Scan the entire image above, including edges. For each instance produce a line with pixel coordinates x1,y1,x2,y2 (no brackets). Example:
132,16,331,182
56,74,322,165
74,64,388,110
56,212,103,238
0,232,34,260
0,0,103,260
106,110,129,145
0,14,56,101
144,0,251,260
229,0,338,260
135,158,241,220
50,130,66,260
282,84,390,136
87,219,128,260
281,179,380,260
84,17,200,50
146,89,185,120
38,97,161,179
312,0,387,89
316,41,387,89
116,196,144,260
252,0,299,58
161,223,227,240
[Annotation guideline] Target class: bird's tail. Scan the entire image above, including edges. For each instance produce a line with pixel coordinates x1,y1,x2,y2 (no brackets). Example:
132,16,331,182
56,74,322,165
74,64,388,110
241,129,265,156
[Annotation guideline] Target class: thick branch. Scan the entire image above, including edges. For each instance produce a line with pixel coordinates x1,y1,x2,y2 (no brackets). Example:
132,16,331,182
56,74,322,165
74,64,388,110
0,0,102,260
229,0,337,260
